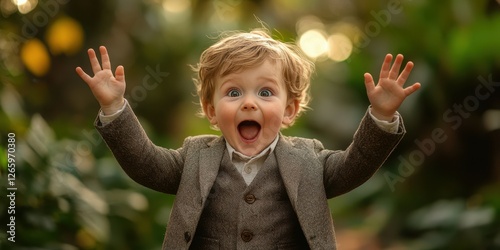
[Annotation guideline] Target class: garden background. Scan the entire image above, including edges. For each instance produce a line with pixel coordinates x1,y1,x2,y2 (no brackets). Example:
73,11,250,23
1,0,500,249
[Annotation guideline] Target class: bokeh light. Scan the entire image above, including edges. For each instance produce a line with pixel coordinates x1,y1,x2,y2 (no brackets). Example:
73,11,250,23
20,38,50,77
327,33,352,62
298,29,328,59
12,0,37,14
45,16,84,56
12,0,27,4
297,16,354,62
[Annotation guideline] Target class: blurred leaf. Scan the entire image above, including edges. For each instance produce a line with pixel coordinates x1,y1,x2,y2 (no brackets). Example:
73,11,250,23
407,199,464,230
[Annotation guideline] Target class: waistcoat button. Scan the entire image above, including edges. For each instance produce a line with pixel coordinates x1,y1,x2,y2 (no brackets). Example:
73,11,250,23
241,230,254,242
184,232,191,242
244,194,256,204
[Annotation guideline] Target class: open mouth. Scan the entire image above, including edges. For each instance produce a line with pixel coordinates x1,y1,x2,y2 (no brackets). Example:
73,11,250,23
238,120,261,141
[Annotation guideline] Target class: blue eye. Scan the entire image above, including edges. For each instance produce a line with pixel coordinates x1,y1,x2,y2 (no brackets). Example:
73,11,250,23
259,89,273,97
227,89,241,97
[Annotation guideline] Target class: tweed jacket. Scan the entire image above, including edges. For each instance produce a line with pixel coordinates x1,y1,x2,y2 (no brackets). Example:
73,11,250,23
96,103,405,249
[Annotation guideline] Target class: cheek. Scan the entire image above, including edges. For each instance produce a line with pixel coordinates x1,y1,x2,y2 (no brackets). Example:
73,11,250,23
215,103,236,124
217,104,230,115
264,106,287,132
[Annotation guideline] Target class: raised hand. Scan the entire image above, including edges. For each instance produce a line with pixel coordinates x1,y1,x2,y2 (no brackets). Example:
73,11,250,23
76,46,126,115
363,54,421,121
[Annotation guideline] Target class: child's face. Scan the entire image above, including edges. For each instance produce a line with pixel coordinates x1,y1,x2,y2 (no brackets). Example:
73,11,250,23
206,60,298,156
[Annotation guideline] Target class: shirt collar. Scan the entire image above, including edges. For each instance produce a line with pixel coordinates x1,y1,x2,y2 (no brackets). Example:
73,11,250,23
225,135,280,162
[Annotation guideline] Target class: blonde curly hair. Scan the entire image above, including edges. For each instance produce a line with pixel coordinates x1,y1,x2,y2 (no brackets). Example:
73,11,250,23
192,29,314,127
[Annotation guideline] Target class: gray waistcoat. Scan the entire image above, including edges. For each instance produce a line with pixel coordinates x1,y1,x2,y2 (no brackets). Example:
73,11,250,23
190,150,309,249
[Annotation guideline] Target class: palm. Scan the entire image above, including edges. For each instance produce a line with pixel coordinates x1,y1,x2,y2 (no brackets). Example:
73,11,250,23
89,69,125,105
76,46,126,113
364,54,421,120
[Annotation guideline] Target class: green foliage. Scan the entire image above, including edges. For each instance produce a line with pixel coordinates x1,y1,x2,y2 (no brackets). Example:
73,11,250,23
0,86,172,249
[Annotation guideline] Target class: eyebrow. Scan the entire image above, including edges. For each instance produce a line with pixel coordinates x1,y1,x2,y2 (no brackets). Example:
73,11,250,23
219,74,280,89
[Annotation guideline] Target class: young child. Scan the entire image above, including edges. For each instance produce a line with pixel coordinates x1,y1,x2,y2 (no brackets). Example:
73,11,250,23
76,29,420,249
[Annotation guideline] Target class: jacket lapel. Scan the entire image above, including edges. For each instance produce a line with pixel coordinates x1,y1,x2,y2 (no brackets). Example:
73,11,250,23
275,136,335,248
198,137,226,202
275,136,304,206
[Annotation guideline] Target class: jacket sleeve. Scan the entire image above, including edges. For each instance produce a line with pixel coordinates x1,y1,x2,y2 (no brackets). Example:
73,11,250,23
95,102,186,194
319,109,405,198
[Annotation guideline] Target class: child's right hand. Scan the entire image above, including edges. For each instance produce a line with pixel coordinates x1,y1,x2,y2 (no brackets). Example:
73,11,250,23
76,46,126,115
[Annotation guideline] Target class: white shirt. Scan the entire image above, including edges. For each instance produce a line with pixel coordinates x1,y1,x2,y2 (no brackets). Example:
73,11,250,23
225,136,279,185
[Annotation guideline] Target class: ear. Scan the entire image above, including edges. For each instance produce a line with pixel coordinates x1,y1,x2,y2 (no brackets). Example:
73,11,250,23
282,99,300,126
204,103,218,125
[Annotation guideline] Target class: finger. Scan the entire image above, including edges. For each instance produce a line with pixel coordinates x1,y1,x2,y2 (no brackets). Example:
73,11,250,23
389,54,404,79
397,61,414,86
75,67,93,85
403,82,421,97
115,65,125,83
364,73,375,93
379,54,393,79
87,48,102,75
99,46,111,70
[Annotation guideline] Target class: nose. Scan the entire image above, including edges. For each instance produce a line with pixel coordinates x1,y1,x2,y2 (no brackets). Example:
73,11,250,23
241,96,258,111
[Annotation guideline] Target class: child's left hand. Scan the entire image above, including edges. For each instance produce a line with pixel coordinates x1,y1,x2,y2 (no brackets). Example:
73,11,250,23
364,54,421,121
